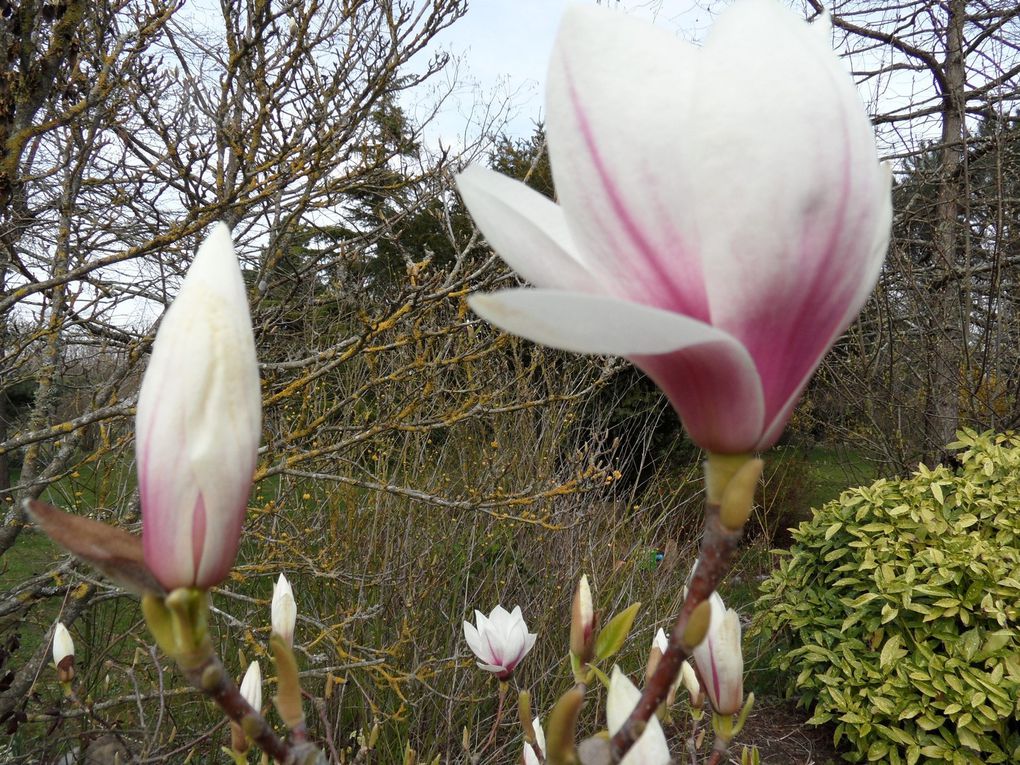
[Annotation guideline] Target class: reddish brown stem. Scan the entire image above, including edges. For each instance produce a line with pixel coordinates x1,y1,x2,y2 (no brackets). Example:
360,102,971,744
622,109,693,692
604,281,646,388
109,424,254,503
179,652,299,764
608,502,742,762
478,680,509,756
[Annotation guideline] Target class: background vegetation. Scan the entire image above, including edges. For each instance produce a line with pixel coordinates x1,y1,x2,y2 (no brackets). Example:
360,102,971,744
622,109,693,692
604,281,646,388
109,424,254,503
0,0,1018,762
755,429,1020,764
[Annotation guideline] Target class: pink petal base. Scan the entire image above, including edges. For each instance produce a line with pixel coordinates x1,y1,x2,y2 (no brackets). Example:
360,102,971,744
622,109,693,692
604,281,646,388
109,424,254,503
633,343,765,455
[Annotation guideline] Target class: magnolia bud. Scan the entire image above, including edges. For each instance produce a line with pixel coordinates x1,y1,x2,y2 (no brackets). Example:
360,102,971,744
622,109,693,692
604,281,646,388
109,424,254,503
692,593,744,715
569,574,595,663
52,622,75,684
646,627,667,682
680,660,704,707
229,660,262,754
240,660,262,712
137,223,261,590
272,573,297,646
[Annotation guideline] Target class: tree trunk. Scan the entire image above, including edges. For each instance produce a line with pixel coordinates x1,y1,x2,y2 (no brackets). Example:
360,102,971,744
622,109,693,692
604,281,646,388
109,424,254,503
925,0,968,466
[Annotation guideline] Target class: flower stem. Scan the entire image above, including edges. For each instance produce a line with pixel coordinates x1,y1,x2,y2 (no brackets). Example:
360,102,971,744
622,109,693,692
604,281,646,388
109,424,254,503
608,455,751,762
179,649,298,764
478,680,509,756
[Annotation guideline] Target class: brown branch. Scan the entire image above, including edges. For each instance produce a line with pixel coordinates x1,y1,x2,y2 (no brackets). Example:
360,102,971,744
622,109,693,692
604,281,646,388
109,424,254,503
178,650,311,765
608,502,743,761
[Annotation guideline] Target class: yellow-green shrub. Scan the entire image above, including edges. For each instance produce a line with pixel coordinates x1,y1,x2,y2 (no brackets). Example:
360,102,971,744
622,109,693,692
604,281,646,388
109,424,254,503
754,429,1020,764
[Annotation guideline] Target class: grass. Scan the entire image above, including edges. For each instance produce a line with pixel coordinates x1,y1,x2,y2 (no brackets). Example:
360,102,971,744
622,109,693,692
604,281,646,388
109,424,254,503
0,529,58,591
800,444,880,509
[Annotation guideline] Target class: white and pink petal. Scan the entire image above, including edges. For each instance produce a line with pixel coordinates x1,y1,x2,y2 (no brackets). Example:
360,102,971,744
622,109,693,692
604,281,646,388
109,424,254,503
455,166,596,292
545,6,709,321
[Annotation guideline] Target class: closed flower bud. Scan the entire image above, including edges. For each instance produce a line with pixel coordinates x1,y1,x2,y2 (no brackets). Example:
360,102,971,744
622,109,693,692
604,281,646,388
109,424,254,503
646,627,667,681
569,574,595,663
137,223,261,590
231,660,262,754
240,660,262,712
680,660,704,707
52,622,75,684
647,628,680,706
692,593,744,715
271,573,297,647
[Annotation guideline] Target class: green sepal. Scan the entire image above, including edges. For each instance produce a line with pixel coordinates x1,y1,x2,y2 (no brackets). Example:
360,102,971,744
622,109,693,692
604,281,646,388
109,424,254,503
731,691,755,737
589,664,612,689
141,593,178,657
221,745,249,765
270,632,305,730
545,686,584,765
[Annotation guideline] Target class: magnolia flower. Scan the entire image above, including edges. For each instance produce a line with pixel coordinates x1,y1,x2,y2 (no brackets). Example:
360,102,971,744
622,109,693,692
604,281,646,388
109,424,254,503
607,667,671,765
691,592,744,715
136,223,262,590
463,605,536,679
457,0,891,455
679,660,703,707
523,716,546,765
646,628,679,706
53,622,75,683
570,574,595,661
272,573,297,646
240,660,262,712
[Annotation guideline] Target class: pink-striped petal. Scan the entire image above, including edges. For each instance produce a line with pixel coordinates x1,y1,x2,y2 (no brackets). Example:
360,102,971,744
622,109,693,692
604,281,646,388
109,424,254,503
138,223,260,589
545,6,709,321
470,289,765,453
686,0,888,424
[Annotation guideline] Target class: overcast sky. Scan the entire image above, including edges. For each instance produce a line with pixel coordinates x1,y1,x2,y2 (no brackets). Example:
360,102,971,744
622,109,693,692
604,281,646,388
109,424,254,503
422,1,722,143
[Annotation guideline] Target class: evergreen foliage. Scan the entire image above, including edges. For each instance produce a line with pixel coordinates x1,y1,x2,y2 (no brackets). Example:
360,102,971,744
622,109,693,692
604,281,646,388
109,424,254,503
754,429,1020,764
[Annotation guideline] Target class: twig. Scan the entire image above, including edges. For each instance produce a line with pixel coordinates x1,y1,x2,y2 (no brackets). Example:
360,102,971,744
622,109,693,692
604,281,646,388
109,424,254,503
477,680,509,757
609,502,743,761
178,650,297,764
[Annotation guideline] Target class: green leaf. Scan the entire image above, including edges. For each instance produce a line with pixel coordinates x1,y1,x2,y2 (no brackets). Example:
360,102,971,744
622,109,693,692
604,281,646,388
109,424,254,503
752,434,1020,765
880,635,905,668
957,728,980,751
825,522,843,540
593,602,640,661
589,664,611,689
881,604,899,624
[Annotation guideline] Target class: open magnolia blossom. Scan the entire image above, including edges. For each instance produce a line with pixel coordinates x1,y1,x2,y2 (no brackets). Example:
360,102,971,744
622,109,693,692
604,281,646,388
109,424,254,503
272,573,297,646
457,0,892,454
607,667,671,765
463,605,537,680
691,592,744,715
136,223,262,590
523,716,546,765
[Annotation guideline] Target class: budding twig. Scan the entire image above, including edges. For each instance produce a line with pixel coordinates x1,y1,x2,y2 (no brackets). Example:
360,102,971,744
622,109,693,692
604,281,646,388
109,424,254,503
180,651,297,764
608,501,744,761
